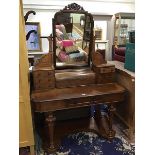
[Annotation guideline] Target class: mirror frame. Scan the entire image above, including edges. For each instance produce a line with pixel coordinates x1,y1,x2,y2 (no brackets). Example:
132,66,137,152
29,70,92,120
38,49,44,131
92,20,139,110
52,3,94,69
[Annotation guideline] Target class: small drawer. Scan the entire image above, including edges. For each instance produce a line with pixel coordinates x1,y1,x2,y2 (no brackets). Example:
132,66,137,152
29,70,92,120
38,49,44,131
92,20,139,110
33,70,54,78
100,67,115,73
110,67,115,72
48,71,53,76
100,68,111,73
33,78,55,90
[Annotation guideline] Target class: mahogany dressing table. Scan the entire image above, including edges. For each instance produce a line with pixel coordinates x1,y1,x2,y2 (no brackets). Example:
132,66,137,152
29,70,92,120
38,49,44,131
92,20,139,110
31,3,126,153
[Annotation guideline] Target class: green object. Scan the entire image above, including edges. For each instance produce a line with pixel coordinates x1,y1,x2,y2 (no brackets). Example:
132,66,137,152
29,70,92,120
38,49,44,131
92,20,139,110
124,43,135,72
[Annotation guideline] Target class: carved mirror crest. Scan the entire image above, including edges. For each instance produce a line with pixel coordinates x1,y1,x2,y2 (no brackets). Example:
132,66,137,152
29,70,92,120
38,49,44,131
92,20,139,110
52,3,94,69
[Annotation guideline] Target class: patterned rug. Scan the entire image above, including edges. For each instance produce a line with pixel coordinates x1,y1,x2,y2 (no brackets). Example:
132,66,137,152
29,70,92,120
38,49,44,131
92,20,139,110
50,131,135,155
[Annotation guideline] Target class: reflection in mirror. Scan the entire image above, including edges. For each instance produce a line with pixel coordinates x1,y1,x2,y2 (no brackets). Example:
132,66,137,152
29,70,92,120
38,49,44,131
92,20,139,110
55,13,89,68
53,4,94,69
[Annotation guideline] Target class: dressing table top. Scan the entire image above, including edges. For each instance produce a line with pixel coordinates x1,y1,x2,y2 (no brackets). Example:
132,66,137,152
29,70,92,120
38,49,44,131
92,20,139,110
32,83,125,103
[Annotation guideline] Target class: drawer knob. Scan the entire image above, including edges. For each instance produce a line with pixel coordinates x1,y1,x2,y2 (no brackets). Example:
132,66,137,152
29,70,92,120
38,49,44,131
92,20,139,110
48,79,51,82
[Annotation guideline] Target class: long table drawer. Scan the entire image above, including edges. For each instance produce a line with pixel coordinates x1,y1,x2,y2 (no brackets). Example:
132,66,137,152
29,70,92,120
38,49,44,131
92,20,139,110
33,92,126,112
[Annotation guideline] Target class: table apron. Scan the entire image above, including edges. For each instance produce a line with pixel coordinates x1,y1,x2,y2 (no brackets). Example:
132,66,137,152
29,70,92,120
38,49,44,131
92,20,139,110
32,92,125,112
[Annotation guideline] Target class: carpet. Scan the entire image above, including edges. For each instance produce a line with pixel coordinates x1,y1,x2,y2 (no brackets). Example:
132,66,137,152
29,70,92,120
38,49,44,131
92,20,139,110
50,131,135,155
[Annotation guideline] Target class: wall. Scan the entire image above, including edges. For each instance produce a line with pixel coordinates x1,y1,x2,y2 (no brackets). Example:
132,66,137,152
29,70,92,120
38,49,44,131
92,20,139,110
23,0,135,59
23,0,135,15
24,9,56,53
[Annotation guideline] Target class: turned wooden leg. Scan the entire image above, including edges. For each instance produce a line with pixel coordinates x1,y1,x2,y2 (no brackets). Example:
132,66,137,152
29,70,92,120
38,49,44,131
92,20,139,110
94,105,103,129
128,112,135,141
94,105,109,138
88,105,100,132
107,104,116,140
45,112,56,153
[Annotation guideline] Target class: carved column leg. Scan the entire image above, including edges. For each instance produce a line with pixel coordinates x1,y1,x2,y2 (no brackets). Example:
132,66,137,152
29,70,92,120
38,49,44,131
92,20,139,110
89,105,100,132
94,105,109,138
45,112,56,153
107,104,116,140
94,105,103,129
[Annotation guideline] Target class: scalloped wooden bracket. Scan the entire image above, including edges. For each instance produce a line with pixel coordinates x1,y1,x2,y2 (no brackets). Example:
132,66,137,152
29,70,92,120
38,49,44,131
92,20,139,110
34,53,53,69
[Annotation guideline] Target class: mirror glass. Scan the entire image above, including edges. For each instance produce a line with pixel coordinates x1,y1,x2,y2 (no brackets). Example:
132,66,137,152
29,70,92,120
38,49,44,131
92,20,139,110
53,12,92,69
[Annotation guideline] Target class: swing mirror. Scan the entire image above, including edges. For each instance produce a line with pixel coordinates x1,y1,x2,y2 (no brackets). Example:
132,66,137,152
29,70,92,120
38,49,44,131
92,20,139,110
52,3,94,69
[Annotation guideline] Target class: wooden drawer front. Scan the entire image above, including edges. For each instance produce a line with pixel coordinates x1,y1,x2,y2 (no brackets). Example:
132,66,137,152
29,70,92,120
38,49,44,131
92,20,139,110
34,77,54,84
33,70,55,90
92,65,115,74
33,70,54,79
34,77,55,90
33,92,125,112
96,73,114,84
100,67,115,73
34,84,54,90
34,97,93,112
